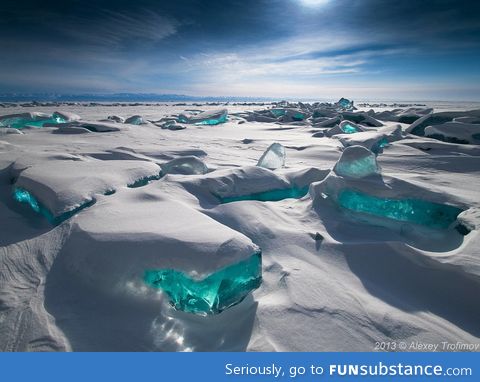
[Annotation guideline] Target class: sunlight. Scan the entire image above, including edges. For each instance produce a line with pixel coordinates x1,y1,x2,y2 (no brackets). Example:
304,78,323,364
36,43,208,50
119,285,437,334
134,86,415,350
298,0,330,7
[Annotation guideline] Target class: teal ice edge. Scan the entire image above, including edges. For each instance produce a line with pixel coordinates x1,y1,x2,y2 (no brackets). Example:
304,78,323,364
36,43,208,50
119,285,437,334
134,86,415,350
127,171,163,188
217,186,309,204
337,188,465,230
12,187,95,225
144,250,262,315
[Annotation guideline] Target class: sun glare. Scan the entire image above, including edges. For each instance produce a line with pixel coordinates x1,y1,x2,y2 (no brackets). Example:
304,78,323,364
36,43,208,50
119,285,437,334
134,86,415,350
298,0,330,7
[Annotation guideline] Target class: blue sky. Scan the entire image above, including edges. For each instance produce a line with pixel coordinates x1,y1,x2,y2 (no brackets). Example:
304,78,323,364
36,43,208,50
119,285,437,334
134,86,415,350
0,0,479,100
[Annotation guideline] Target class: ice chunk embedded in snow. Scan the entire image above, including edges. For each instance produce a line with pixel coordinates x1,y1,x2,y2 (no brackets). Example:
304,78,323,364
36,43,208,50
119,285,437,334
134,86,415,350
0,112,65,129
125,115,145,125
52,111,81,122
13,186,95,225
257,142,286,170
333,146,380,179
338,189,463,229
178,109,228,125
340,120,360,134
338,131,390,154
61,195,261,301
161,156,208,175
336,98,354,110
107,115,125,123
424,122,480,144
13,160,162,219
58,121,123,132
144,251,262,315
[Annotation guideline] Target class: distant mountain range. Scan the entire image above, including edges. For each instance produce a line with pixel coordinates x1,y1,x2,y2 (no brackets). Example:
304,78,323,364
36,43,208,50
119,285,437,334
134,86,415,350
0,93,277,102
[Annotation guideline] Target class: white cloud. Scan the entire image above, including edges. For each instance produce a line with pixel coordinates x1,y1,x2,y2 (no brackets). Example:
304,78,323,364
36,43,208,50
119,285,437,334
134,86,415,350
57,9,180,48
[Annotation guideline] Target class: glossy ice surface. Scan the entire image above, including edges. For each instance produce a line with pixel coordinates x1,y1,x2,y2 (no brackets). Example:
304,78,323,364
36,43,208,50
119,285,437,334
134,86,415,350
144,251,262,315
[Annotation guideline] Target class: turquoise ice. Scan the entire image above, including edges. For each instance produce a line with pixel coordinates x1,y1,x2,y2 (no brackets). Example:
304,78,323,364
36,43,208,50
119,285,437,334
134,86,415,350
144,251,262,315
338,189,463,229
340,123,358,134
194,113,227,125
13,187,94,225
219,186,308,203
0,114,66,129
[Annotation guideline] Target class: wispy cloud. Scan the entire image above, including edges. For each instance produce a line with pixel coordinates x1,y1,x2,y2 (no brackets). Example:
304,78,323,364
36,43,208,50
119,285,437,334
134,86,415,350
56,9,180,49
177,32,412,82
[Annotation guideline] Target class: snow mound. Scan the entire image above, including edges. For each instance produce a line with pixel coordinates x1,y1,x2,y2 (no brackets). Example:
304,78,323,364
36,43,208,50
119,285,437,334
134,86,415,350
0,127,23,135
424,122,480,144
313,159,467,235
13,159,161,219
61,190,260,292
374,108,433,124
406,109,480,136
56,121,125,132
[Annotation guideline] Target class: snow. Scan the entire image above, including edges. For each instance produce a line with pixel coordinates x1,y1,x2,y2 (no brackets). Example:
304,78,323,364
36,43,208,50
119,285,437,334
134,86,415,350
13,159,162,218
0,101,479,351
424,122,480,144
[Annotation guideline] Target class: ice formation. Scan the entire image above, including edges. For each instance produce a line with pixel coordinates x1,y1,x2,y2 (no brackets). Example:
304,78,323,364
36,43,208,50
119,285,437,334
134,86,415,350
144,251,262,315
342,112,383,127
13,160,162,219
338,131,390,154
269,108,286,118
374,107,433,124
257,143,286,170
424,122,480,144
333,146,380,179
282,109,307,122
219,186,308,203
178,109,228,125
336,98,354,110
124,115,145,125
339,121,360,134
338,189,463,229
0,112,66,129
107,115,125,123
57,121,123,132
1,101,479,351
159,120,186,130
12,187,95,225
127,173,163,188
52,111,81,122
160,156,208,175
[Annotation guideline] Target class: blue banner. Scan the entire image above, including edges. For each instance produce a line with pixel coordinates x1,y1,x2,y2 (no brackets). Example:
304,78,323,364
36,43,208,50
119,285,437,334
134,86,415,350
0,352,477,382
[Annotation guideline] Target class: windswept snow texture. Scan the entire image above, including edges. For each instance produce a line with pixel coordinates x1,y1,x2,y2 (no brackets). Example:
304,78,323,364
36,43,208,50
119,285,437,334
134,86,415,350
1,100,480,352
